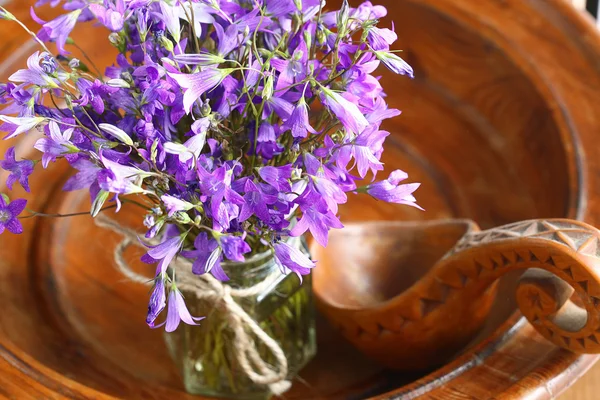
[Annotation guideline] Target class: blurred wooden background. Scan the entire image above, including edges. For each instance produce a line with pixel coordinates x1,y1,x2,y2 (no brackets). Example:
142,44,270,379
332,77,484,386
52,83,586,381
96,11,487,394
562,1,596,398
573,0,587,11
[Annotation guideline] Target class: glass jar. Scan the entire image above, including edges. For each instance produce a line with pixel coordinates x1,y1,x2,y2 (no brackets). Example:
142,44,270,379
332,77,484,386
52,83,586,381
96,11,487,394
164,236,317,399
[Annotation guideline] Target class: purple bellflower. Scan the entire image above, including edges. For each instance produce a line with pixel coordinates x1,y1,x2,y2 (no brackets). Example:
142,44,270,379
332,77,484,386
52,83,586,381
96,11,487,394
375,51,414,78
274,240,315,280
0,0,423,332
181,232,229,281
89,1,126,31
239,179,277,223
368,26,397,50
146,275,167,327
283,96,316,139
259,165,293,192
0,195,26,235
169,69,233,114
290,186,344,247
9,51,64,88
97,152,151,195
320,86,369,134
161,194,194,217
365,169,422,208
31,8,82,54
220,235,251,262
0,147,34,192
155,288,204,332
142,235,185,274
0,116,46,139
63,159,100,192
34,121,78,168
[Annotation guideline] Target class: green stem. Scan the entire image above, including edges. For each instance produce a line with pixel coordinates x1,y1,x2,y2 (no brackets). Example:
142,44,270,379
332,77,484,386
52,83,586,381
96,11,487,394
19,205,117,219
72,42,103,78
0,7,53,55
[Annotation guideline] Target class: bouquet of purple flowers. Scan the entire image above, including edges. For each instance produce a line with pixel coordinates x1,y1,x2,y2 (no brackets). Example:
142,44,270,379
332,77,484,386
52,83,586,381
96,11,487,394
0,0,420,332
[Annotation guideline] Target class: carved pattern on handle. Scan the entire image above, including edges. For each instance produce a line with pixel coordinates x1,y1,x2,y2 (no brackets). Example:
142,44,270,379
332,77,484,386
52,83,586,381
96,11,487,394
449,219,600,353
315,218,600,370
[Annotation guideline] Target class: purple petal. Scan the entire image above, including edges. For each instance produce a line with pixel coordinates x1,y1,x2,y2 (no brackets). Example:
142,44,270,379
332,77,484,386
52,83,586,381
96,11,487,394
174,290,203,325
7,199,27,216
164,291,181,332
210,261,230,281
5,218,23,235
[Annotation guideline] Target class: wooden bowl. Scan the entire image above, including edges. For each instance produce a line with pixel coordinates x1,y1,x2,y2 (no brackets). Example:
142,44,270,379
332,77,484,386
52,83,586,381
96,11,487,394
2,0,600,398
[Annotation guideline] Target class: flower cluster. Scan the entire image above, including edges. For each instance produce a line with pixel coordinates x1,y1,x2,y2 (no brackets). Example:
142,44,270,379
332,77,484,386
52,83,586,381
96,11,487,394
0,0,420,330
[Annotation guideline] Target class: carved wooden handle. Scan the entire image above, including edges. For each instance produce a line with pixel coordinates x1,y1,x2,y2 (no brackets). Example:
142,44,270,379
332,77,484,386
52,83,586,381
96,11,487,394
450,219,600,352
314,218,600,370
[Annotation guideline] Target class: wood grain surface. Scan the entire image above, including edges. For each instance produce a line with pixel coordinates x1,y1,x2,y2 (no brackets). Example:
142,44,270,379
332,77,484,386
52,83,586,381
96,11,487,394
538,2,595,399
1,0,600,399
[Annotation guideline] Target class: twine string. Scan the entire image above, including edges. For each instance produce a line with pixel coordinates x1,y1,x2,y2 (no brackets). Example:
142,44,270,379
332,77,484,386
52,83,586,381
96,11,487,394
94,215,291,395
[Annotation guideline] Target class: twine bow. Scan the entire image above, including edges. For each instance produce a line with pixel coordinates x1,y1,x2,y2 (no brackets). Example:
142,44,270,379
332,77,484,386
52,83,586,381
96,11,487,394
94,215,292,395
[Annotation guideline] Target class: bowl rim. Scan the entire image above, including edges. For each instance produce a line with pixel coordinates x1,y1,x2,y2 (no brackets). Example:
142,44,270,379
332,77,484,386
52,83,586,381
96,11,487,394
1,0,600,398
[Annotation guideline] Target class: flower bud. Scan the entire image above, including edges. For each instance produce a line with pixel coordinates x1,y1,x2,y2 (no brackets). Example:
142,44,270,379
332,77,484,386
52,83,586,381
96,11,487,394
159,35,174,52
106,79,131,88
109,32,127,53
303,30,312,53
0,9,15,21
91,190,110,217
150,139,159,163
316,27,326,45
375,51,414,78
68,58,80,69
144,214,156,229
99,123,134,146
291,167,303,180
108,32,122,46
292,13,302,27
262,74,274,100
41,55,58,75
337,0,350,36
137,9,149,42
120,71,133,82
175,212,193,224
200,100,211,117
161,57,177,67
152,207,163,216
